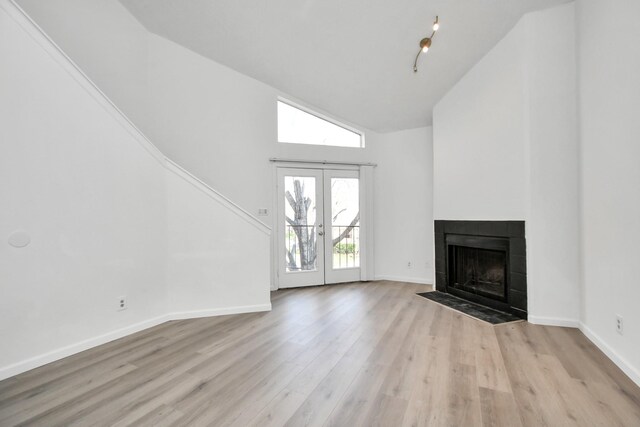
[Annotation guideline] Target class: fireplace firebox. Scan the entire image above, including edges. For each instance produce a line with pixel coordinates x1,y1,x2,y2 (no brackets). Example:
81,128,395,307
447,234,509,309
435,221,527,318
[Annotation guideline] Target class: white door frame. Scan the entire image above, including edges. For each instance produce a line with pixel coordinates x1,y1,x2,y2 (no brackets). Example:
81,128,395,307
323,169,361,284
272,163,373,289
276,168,325,288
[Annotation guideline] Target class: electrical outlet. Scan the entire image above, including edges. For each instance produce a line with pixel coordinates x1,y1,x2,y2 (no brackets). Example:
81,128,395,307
118,296,127,311
616,315,623,335
257,208,268,216
407,261,412,268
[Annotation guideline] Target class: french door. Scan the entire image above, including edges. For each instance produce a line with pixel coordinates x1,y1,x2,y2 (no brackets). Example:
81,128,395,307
277,168,362,288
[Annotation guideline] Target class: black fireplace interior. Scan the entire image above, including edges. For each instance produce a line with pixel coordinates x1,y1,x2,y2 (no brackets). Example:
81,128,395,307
435,221,527,319
449,245,507,301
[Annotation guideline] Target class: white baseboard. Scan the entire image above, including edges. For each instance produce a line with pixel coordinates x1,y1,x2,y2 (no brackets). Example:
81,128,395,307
0,314,169,381
168,303,272,320
527,316,640,387
374,275,433,285
0,303,271,382
579,322,640,387
527,315,580,328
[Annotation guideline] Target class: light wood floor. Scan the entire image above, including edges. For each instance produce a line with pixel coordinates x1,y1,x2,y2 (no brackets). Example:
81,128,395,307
1,282,639,426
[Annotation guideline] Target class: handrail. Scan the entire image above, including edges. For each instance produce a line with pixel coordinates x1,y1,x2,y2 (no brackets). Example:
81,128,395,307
2,0,271,235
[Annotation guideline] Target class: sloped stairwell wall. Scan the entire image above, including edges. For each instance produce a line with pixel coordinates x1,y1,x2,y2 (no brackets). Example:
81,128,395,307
0,0,270,380
165,160,270,316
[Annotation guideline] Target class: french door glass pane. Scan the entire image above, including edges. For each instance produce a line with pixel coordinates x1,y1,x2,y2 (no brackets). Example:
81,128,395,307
284,176,318,272
330,178,360,269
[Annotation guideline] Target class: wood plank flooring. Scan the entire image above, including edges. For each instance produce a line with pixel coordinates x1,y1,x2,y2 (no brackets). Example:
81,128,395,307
1,281,639,426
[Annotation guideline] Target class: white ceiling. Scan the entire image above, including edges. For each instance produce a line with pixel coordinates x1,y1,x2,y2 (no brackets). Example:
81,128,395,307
119,0,570,132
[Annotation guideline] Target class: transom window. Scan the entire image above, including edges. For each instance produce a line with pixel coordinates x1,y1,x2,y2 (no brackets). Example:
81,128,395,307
277,100,364,148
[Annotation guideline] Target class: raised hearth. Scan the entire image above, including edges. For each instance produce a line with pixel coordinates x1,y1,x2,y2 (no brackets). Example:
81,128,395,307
434,220,527,319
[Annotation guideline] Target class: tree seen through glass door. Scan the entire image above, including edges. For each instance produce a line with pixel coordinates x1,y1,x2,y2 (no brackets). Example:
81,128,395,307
284,176,360,271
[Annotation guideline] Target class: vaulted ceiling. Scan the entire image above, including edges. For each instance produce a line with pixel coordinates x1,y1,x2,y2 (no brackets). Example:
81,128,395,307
119,0,570,132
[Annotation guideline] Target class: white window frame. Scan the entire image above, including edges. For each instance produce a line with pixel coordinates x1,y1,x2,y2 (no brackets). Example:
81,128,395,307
277,97,365,148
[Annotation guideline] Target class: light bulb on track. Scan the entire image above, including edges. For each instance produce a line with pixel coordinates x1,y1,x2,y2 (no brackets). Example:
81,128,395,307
413,16,439,73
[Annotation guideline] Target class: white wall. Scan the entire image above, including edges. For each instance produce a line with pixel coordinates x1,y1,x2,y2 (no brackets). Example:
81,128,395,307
147,33,435,287
15,0,382,221
17,0,152,134
0,1,166,376
524,4,581,324
432,4,581,324
0,0,433,382
146,33,382,221
372,127,433,284
146,33,384,289
433,22,527,221
577,0,640,384
0,0,270,380
146,33,277,216
14,0,434,289
165,162,271,315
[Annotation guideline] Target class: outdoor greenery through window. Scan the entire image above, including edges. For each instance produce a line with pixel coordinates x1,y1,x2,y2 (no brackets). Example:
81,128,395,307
283,174,360,273
277,100,363,148
330,178,360,269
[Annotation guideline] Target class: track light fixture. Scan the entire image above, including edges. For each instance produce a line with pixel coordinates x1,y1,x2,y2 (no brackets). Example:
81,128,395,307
413,16,439,73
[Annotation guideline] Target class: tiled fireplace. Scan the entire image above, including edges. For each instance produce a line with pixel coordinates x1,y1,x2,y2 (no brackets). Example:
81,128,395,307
434,220,527,319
